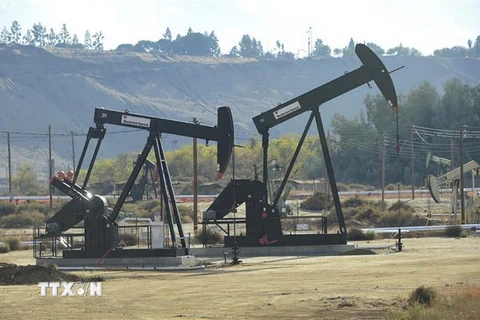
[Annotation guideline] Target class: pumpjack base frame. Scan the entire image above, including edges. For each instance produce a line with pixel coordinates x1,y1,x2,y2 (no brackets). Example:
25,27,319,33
36,248,195,268
62,247,190,259
224,234,347,247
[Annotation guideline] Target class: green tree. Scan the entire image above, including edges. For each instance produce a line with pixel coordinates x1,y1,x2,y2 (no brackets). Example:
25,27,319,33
209,31,220,56
342,38,355,56
386,44,422,56
71,34,83,48
404,81,440,128
330,113,381,184
474,35,480,57
57,23,71,47
10,20,22,44
238,34,263,58
47,28,57,47
31,23,47,46
12,164,42,195
275,40,284,55
365,42,384,55
83,152,138,185
135,40,155,52
170,29,221,56
364,93,398,134
0,26,11,44
157,38,172,54
229,46,240,57
92,31,104,50
163,27,172,40
433,46,469,57
84,30,92,49
23,30,34,45
433,78,475,129
312,39,331,57
273,40,294,59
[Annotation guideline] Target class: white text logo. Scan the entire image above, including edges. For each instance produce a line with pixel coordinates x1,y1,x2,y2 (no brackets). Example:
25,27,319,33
38,282,102,297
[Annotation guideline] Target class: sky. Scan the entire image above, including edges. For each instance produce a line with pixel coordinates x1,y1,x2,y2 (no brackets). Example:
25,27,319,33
0,0,479,56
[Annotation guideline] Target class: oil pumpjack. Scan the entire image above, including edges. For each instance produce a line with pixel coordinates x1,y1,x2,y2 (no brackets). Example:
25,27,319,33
38,107,233,261
204,44,400,247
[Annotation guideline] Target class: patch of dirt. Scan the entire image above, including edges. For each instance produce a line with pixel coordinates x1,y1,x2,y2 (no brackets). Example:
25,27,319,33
0,263,82,285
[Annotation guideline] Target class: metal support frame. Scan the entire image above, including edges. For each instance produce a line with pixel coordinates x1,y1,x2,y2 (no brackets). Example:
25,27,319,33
153,133,186,248
312,109,346,233
272,113,314,208
262,133,269,205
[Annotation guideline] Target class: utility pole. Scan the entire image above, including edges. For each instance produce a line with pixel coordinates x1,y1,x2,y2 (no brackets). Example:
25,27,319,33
459,125,465,224
381,135,386,212
193,118,199,233
71,131,76,172
411,126,415,199
307,27,312,57
48,125,52,212
7,132,12,196
324,130,330,206
450,138,454,168
324,163,328,205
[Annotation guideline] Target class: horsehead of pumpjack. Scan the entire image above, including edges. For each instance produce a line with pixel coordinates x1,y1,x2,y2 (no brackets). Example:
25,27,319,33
355,43,399,114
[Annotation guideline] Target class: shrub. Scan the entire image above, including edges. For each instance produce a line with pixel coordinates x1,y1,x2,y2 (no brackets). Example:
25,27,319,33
194,227,223,245
178,205,194,220
408,285,437,307
300,192,333,211
17,202,51,215
6,237,21,251
355,207,380,223
118,232,138,247
336,183,349,192
181,215,193,224
347,228,376,241
0,211,45,228
391,286,480,319
0,245,9,253
139,199,160,212
388,201,415,212
0,201,16,217
377,210,421,227
47,263,58,271
89,275,104,282
444,225,463,238
342,196,366,208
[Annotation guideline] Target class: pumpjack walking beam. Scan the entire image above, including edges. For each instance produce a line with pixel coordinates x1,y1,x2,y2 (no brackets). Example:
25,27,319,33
253,43,399,237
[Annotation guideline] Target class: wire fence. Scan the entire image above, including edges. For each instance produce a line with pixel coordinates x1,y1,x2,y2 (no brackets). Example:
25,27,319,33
0,126,151,193
2,123,480,194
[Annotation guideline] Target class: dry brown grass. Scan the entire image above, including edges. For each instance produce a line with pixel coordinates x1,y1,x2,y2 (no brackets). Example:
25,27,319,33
390,285,480,319
0,236,479,319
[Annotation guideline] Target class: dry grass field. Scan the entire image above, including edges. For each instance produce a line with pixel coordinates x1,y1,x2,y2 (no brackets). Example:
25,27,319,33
1,236,480,320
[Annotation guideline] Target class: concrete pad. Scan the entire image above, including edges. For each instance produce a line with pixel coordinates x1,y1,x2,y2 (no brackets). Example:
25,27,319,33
191,244,356,258
36,255,197,269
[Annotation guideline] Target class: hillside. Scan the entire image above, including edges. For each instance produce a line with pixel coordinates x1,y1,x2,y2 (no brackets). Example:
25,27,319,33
1,45,480,178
